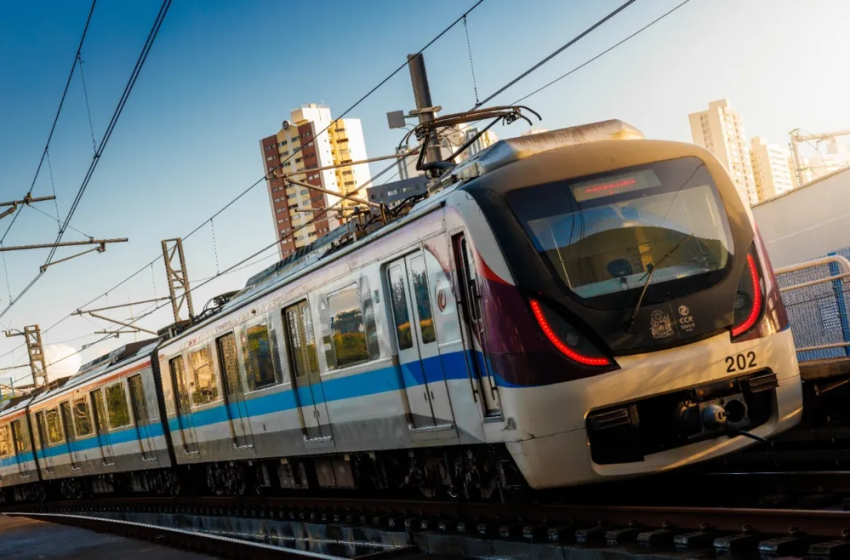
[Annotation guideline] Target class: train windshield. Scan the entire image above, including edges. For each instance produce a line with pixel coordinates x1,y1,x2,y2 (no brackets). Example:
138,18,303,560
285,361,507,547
507,157,734,308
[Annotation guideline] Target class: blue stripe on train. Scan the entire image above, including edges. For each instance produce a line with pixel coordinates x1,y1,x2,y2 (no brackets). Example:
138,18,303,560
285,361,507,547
169,350,479,432
31,349,506,458
34,422,165,460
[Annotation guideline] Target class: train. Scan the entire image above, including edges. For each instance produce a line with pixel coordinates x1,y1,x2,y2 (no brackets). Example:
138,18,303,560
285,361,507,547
0,120,803,502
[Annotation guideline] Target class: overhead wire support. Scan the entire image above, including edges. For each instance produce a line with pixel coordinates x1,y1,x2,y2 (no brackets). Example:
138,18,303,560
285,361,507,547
0,194,56,221
75,297,169,315
0,238,126,253
4,325,48,388
162,238,194,324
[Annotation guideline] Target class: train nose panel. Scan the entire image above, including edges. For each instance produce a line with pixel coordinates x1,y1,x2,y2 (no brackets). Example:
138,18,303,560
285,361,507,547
586,371,778,465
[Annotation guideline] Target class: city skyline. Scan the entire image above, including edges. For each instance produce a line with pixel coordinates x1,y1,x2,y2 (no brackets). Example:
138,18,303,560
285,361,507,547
2,0,850,380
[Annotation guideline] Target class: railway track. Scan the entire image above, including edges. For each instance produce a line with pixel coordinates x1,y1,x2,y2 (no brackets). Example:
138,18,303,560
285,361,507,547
7,493,850,559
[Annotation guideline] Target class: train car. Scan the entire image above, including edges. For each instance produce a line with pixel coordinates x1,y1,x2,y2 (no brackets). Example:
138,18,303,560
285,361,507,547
448,120,803,487
26,339,175,498
0,395,42,502
151,120,802,496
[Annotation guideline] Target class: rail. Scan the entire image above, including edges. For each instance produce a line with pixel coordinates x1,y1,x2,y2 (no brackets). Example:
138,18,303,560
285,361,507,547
774,254,850,354
9,493,850,559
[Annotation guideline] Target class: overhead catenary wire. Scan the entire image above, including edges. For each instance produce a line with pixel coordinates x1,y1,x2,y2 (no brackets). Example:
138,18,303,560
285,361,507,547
512,0,693,105
0,2,487,373
181,0,485,245
0,0,98,248
0,0,172,321
0,0,489,364
474,0,636,108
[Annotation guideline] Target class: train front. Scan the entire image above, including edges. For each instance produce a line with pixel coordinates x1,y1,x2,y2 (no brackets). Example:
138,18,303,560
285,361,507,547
453,125,803,488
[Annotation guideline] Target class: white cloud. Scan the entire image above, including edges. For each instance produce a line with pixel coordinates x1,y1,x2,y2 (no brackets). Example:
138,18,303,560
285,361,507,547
43,343,82,382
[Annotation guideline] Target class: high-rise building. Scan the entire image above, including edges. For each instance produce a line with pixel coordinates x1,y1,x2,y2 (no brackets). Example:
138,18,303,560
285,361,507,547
260,104,371,258
688,99,757,205
749,136,795,201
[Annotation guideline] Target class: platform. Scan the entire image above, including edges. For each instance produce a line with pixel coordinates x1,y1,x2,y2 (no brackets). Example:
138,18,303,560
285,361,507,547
0,514,216,559
799,357,850,380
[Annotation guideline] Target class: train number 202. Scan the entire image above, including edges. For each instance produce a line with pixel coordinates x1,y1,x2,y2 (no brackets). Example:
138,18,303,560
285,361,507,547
725,351,757,373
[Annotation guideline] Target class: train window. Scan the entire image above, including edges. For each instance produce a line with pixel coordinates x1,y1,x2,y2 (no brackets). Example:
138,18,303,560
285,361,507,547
11,420,30,453
46,408,64,444
128,375,149,424
188,348,219,406
35,411,48,449
284,301,319,377
410,256,436,344
73,397,93,436
105,383,132,429
170,357,192,414
326,285,369,368
243,324,278,389
91,389,109,434
388,265,413,350
360,276,380,359
0,425,11,457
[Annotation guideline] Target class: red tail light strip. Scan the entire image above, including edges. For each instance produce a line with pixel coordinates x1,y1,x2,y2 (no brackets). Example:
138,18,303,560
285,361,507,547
731,253,763,337
530,299,611,367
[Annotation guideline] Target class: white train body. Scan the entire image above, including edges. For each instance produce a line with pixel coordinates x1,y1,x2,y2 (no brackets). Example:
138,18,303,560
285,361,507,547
0,121,802,499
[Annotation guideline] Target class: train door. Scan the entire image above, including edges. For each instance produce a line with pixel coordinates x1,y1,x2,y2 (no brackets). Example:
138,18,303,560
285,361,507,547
10,420,30,477
34,411,54,473
169,357,199,454
284,301,331,441
59,401,81,470
90,389,115,465
387,254,454,427
453,234,501,416
216,333,253,448
128,375,155,461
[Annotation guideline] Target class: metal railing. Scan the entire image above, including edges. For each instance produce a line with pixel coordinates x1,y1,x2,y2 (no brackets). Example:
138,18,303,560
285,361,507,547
775,253,850,358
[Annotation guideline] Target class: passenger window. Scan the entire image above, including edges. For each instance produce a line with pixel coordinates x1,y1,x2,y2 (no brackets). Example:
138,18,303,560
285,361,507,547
73,397,93,436
188,348,219,406
170,357,191,414
35,411,48,449
388,265,413,350
360,276,380,359
60,402,75,441
326,285,369,368
0,425,11,457
46,408,64,444
410,256,436,344
91,389,109,434
244,323,277,389
284,301,319,377
105,383,131,428
128,375,149,424
11,420,30,453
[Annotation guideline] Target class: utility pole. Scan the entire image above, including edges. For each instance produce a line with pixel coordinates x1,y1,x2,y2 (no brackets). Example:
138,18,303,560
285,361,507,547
5,325,48,388
407,53,443,169
162,238,194,324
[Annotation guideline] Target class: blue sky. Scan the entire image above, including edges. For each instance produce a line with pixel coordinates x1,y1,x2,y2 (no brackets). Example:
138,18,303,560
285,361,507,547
1,0,849,382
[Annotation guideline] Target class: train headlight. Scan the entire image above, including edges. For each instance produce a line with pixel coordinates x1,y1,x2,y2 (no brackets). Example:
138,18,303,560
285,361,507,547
529,298,614,367
731,246,764,339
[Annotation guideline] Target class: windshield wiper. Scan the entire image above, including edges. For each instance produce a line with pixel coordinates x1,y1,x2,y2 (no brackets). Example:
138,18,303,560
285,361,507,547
625,233,695,333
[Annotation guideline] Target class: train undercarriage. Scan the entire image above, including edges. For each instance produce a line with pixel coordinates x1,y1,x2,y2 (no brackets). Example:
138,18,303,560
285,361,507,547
0,444,524,504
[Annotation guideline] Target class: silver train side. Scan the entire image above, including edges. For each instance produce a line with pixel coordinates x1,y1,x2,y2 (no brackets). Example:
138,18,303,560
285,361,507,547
0,121,803,501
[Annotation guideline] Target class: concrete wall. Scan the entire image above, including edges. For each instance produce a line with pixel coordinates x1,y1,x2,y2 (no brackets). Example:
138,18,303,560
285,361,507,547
752,166,850,268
